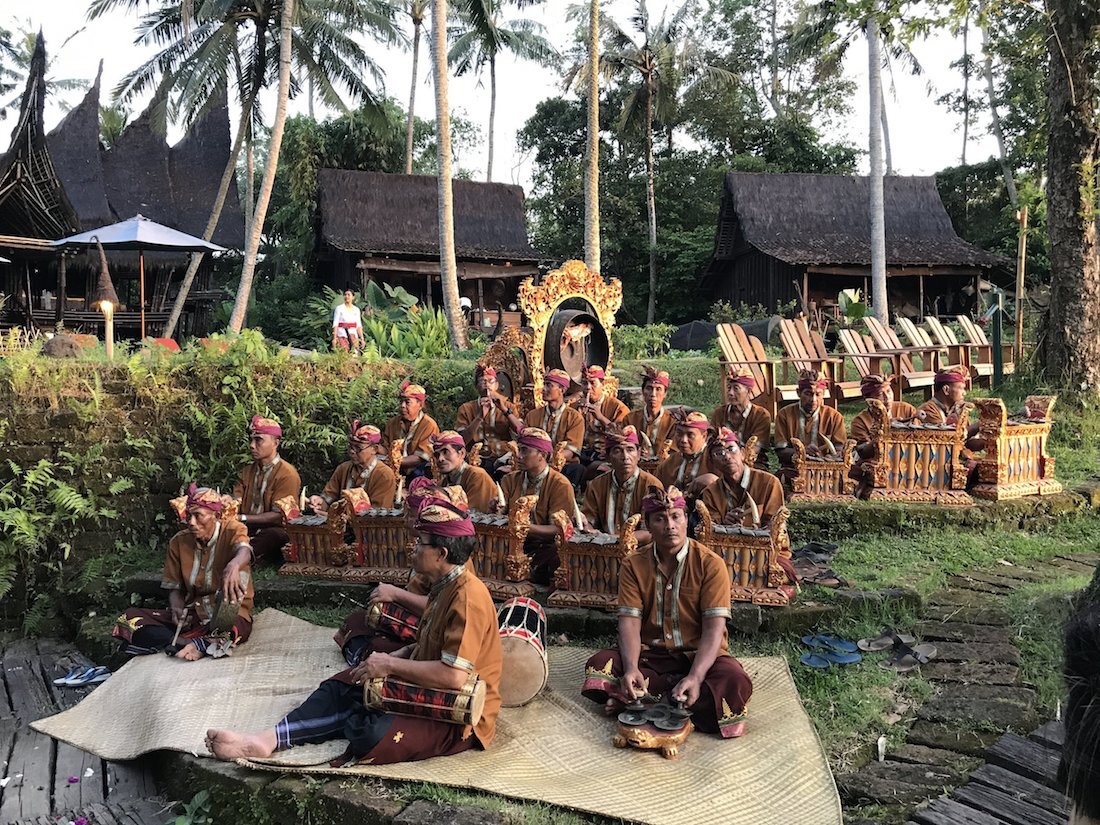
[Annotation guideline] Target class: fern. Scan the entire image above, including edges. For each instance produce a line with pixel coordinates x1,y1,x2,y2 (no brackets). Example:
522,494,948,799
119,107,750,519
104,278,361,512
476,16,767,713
108,478,135,495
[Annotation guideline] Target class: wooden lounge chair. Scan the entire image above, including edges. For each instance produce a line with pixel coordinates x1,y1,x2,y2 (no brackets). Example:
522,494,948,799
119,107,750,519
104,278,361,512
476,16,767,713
715,323,799,419
863,316,938,398
957,314,1014,375
776,318,862,403
922,316,991,387
835,328,899,386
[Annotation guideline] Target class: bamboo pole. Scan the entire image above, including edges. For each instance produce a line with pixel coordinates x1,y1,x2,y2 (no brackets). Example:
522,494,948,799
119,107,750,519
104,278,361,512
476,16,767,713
1014,206,1028,363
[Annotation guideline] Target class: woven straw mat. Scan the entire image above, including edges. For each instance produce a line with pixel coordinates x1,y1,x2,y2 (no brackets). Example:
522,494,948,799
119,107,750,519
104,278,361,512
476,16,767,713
32,608,841,825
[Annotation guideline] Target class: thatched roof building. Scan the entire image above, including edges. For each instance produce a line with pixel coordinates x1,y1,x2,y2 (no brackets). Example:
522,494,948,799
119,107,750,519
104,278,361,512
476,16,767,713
0,34,244,337
705,172,1012,318
315,169,542,316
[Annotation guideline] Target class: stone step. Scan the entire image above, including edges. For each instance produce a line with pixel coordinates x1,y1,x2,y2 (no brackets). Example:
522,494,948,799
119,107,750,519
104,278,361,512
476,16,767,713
920,661,1019,686
915,697,1040,732
838,760,967,806
973,564,1053,584
906,721,1001,757
934,684,1036,707
914,621,1014,646
887,743,981,773
921,605,1011,626
947,572,1019,594
931,641,1021,666
927,589,1008,609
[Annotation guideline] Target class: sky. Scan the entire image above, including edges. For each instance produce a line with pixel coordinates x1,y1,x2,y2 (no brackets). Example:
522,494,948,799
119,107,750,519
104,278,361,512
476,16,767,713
5,0,1000,191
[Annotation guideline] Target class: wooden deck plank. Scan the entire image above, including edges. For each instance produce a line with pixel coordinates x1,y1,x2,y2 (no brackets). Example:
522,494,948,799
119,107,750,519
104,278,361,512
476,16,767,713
0,643,56,823
951,783,1065,825
53,744,105,812
908,797,1009,825
984,733,1062,789
969,764,1069,814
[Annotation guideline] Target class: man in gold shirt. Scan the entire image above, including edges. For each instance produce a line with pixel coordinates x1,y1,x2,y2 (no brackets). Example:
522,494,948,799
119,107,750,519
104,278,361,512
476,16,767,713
581,485,752,738
849,374,919,493
430,430,498,512
508,369,586,487
580,424,662,544
625,367,676,462
207,489,502,765
655,410,717,490
310,421,397,513
700,428,786,527
233,415,302,563
774,370,846,480
572,365,629,471
918,365,985,478
454,366,516,472
711,368,771,469
113,485,253,660
383,381,440,480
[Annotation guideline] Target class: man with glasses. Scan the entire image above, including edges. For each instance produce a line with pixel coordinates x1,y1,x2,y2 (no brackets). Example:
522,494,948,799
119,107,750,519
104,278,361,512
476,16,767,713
309,421,397,513
700,427,785,527
233,415,301,564
383,381,440,480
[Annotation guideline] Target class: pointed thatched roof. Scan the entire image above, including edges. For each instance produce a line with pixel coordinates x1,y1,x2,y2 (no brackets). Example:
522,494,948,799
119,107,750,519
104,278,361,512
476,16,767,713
710,172,1008,270
0,34,81,239
317,169,540,262
45,62,114,230
100,99,173,227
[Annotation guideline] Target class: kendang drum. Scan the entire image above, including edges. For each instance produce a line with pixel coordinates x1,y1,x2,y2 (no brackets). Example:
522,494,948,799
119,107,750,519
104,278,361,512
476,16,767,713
365,601,419,645
496,597,548,707
363,675,485,726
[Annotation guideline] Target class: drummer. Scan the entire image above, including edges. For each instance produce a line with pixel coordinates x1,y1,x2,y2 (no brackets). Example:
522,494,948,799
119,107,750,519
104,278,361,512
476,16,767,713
383,381,440,480
580,485,753,738
580,424,662,545
206,488,503,764
233,415,302,564
625,367,675,461
430,430,499,512
309,421,396,513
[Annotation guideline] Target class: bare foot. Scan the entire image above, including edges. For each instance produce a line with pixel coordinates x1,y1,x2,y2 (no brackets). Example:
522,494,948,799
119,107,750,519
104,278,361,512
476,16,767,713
176,643,203,661
205,728,278,761
604,698,624,716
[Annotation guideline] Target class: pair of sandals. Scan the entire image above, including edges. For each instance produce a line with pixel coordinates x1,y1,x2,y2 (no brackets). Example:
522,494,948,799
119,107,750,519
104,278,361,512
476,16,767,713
799,634,863,669
857,629,938,673
52,665,111,687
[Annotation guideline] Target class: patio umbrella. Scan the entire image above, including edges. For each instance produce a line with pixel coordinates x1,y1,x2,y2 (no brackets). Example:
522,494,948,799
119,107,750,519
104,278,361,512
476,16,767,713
52,214,226,339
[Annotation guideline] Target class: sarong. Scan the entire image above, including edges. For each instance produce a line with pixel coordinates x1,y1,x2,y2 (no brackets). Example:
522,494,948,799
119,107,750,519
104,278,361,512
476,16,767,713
112,607,252,656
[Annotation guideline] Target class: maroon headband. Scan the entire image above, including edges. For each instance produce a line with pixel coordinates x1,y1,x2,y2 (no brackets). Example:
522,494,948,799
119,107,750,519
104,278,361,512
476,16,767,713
935,371,968,385
250,415,282,437
415,513,476,538
518,434,553,454
186,483,224,513
544,371,571,390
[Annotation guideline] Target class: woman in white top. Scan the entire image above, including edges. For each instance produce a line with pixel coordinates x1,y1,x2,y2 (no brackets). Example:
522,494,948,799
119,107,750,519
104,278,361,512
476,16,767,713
331,289,363,354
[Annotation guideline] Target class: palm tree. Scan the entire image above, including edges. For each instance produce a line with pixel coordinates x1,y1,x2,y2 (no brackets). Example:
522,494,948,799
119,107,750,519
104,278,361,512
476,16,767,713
90,0,401,338
229,0,294,331
867,17,887,324
431,0,469,349
448,0,556,181
581,0,600,273
405,0,429,174
600,0,734,323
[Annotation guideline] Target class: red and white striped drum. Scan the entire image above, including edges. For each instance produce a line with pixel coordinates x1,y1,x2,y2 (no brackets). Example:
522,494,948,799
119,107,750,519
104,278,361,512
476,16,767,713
496,596,548,707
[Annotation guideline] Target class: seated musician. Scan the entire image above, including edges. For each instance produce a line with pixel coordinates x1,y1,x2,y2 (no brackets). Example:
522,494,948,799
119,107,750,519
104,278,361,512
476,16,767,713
851,374,918,489
206,490,502,765
572,365,629,479
710,367,771,469
497,427,578,585
774,370,846,481
431,430,498,512
655,409,717,491
114,485,253,661
506,370,585,487
581,485,753,738
309,420,396,513
580,424,662,545
383,381,440,480
625,367,675,461
454,366,516,472
700,428,785,527
917,364,986,474
234,415,302,563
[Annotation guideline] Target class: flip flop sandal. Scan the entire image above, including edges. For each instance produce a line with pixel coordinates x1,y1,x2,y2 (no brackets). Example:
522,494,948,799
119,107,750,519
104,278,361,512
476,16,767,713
816,634,859,653
799,652,832,670
820,649,862,666
879,643,937,673
803,569,850,589
857,629,917,652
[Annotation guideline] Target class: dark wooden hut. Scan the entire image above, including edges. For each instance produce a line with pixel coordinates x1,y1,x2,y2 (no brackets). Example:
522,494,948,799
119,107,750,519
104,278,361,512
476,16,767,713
0,35,244,337
704,172,1012,318
315,169,542,324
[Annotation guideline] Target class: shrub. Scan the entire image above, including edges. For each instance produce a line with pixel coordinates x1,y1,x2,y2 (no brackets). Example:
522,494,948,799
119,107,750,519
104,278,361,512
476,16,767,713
612,324,675,360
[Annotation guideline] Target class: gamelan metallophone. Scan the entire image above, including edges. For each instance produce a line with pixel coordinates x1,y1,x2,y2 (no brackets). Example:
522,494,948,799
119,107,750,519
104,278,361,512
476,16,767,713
277,498,355,579
346,507,413,586
862,398,974,505
972,396,1062,500
468,495,539,599
787,436,858,501
547,513,642,611
694,502,794,606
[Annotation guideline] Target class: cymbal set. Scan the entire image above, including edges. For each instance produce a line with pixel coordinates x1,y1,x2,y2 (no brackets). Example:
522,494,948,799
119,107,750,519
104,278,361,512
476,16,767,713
617,696,692,732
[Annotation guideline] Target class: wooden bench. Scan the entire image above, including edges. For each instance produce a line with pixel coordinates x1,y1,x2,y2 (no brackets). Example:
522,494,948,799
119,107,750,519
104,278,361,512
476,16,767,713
777,318,861,403
836,328,899,386
694,502,795,606
972,396,1061,500
861,399,974,505
548,514,642,612
787,437,859,501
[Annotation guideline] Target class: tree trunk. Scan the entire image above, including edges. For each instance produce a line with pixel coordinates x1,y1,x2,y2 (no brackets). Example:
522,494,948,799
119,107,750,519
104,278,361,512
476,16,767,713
768,0,780,115
486,52,496,181
644,72,658,325
961,13,969,166
879,85,893,176
228,0,295,333
431,0,469,350
980,16,1019,207
1041,0,1100,392
244,124,255,232
162,81,258,340
867,17,888,325
307,74,314,119
405,15,421,174
584,0,600,273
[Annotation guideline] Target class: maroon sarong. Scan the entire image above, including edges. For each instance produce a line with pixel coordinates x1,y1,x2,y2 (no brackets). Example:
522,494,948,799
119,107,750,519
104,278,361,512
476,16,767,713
581,647,752,738
112,607,252,655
